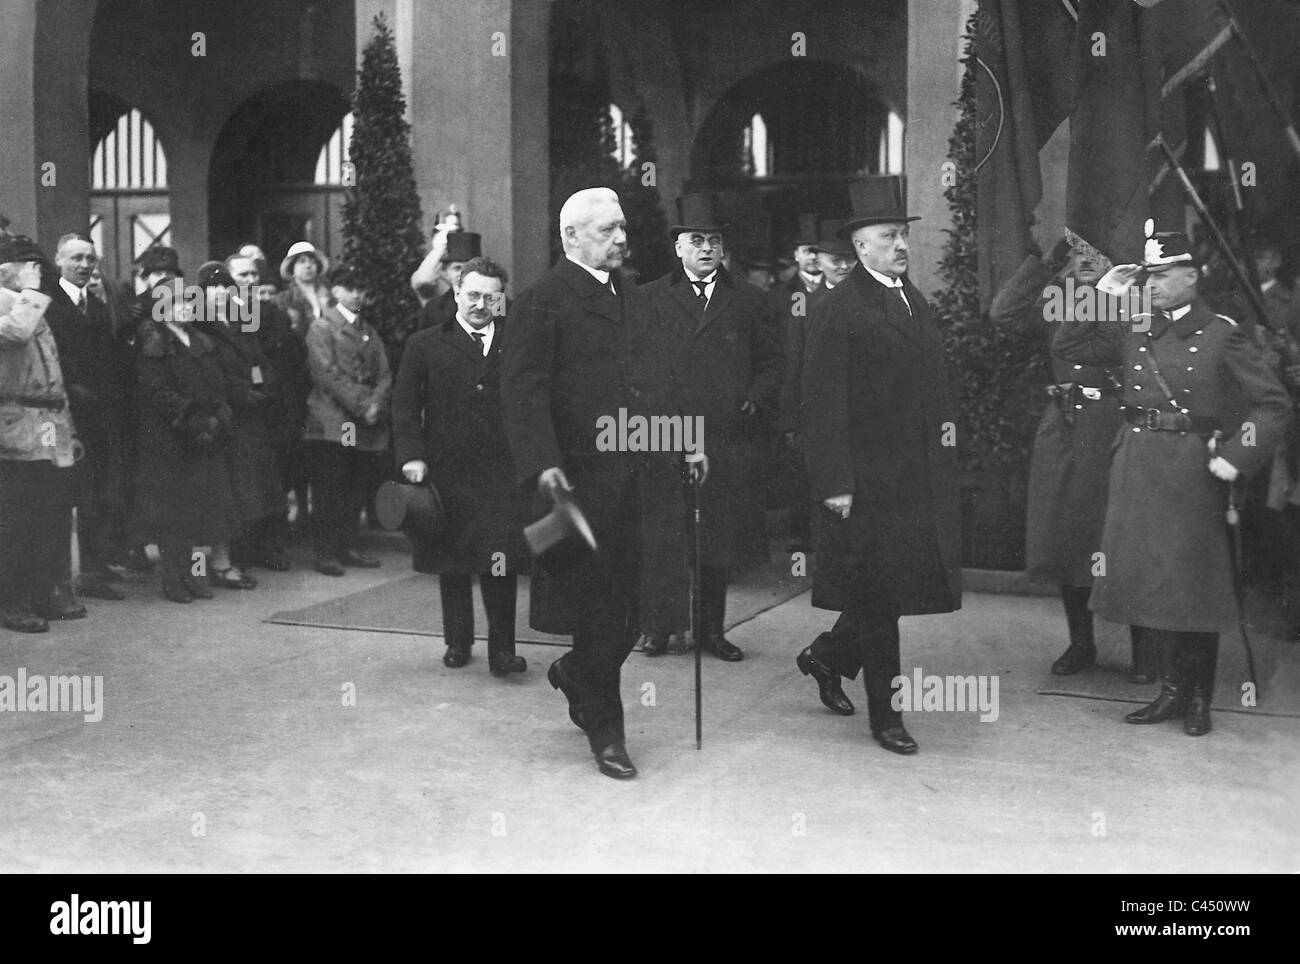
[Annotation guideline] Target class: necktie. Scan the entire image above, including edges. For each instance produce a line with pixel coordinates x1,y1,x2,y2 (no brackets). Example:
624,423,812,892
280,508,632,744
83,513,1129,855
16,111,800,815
76,289,87,315
471,330,487,356
893,284,912,317
692,280,709,303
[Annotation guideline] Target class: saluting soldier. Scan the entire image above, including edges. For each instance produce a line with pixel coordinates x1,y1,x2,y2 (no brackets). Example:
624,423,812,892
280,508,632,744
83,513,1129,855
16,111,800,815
989,238,1154,682
1056,224,1293,736
642,194,785,661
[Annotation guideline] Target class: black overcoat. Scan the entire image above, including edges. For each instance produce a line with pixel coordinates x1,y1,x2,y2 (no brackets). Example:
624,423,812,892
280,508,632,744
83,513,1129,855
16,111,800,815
501,258,689,635
644,267,784,567
129,323,238,545
195,314,284,524
800,263,962,616
392,316,531,575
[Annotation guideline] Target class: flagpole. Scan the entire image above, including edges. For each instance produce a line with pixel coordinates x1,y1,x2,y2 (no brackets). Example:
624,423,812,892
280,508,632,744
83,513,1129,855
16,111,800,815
1221,0,1300,162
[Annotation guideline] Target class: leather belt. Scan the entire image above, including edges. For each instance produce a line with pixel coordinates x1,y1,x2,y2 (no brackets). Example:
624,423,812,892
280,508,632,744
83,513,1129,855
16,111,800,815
0,394,67,411
1122,405,1219,434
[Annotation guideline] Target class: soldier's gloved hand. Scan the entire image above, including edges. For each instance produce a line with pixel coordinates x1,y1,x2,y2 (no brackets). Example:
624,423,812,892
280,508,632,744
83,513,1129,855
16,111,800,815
538,466,571,495
1208,456,1240,482
824,493,853,519
403,460,428,484
1097,263,1142,296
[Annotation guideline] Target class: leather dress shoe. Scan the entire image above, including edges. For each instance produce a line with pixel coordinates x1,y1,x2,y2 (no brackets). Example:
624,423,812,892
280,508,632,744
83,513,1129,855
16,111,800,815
872,725,919,755
1051,640,1096,675
78,575,125,601
594,742,638,779
642,633,670,657
1124,688,1186,724
181,573,215,600
315,556,346,577
36,586,87,621
1,607,49,633
546,658,589,731
796,645,855,715
1183,695,1212,736
339,549,381,568
701,633,743,662
161,582,193,604
489,652,527,676
443,646,471,668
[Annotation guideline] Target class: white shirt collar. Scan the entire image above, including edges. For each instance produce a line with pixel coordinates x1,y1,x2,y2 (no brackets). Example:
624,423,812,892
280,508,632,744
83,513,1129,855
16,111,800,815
865,265,904,289
1170,303,1192,320
59,277,86,303
685,269,717,285
456,313,495,351
798,270,822,289
566,254,610,286
336,303,358,325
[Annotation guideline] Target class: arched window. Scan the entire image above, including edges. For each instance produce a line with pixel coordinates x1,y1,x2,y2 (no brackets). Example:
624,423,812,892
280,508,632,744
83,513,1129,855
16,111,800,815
608,103,636,168
744,113,772,178
878,110,904,175
92,108,168,190
314,112,354,185
88,104,171,279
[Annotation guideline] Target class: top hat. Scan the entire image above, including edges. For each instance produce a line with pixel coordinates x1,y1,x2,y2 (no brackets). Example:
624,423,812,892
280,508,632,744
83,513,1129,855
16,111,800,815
815,219,855,258
792,213,820,248
136,245,182,278
443,231,482,264
524,486,598,556
669,193,729,236
1141,219,1198,271
0,234,46,265
836,177,920,237
197,261,235,289
375,480,446,541
280,240,330,281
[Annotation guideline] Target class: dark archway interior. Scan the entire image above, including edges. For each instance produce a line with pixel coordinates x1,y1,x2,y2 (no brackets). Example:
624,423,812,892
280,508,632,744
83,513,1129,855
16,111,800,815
208,79,349,263
690,59,893,254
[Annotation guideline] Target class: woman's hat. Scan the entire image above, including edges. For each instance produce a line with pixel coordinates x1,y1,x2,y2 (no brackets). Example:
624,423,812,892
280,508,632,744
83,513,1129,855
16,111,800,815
280,240,330,281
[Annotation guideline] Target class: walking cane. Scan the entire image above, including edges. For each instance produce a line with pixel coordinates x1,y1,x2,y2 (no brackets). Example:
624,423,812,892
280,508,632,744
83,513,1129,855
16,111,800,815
692,471,703,750
1212,432,1260,693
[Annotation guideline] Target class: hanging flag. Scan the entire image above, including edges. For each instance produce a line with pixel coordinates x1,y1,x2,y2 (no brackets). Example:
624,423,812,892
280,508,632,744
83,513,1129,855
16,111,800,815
975,0,1078,310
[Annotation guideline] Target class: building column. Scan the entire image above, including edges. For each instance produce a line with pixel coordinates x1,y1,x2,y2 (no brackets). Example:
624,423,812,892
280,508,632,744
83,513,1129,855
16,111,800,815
0,1,38,238
906,0,971,297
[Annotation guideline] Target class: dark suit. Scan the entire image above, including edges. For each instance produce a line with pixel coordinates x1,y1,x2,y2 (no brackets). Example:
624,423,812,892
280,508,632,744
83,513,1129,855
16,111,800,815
645,267,784,635
801,263,962,731
773,273,827,546
44,283,130,575
502,258,690,753
392,315,531,658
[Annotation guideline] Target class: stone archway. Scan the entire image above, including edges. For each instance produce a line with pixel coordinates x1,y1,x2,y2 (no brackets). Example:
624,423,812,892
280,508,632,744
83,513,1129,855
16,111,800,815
208,79,351,269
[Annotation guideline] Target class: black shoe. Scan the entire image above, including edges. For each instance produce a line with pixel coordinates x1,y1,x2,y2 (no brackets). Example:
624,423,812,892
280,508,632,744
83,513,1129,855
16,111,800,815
77,575,125,601
796,645,855,716
1,607,49,633
546,658,588,732
35,586,87,621
315,555,345,577
1050,641,1097,675
701,633,744,662
594,742,638,779
1183,695,1212,736
489,652,527,676
443,646,471,668
642,633,670,657
338,549,381,568
872,724,919,755
161,582,193,604
1128,636,1156,684
1124,688,1186,724
254,549,292,572
181,573,215,599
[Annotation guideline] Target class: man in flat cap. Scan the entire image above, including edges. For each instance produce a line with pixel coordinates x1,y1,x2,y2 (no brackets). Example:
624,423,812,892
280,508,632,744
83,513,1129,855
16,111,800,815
642,193,784,662
502,187,705,780
795,177,963,756
1057,222,1293,736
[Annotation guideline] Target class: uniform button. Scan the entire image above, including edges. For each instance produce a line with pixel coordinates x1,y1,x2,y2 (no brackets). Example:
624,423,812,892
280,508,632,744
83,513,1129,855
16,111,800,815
1187,366,1194,372
1132,427,1141,433
1133,365,1143,371
1189,346,1198,353
1133,385,1142,391
1194,330,1203,335
1073,364,1082,370
1138,346,1147,352
476,384,484,391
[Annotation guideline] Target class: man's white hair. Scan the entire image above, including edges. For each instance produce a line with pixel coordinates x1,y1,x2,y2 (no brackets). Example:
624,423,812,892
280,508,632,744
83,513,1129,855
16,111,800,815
559,187,621,245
